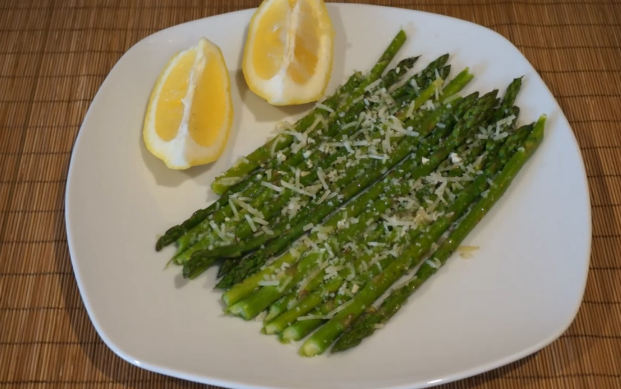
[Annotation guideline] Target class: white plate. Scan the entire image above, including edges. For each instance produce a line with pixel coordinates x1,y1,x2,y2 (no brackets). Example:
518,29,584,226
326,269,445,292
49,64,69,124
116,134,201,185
66,4,591,389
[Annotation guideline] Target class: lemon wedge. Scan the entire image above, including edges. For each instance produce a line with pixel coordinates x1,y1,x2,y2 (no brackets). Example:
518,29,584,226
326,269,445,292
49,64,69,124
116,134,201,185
243,0,334,105
143,38,233,170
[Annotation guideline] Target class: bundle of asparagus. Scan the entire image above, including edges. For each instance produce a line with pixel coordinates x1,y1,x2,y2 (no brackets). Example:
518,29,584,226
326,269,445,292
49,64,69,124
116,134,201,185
155,30,546,356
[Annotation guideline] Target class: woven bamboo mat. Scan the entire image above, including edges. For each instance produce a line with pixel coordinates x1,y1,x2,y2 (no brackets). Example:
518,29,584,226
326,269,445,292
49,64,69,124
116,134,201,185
1,0,620,388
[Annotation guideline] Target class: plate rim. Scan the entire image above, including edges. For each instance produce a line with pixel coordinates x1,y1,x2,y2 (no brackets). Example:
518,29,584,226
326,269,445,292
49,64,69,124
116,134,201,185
65,3,592,389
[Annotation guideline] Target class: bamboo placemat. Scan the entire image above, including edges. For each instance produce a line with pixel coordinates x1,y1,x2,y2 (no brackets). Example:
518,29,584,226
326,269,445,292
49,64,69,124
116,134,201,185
1,0,620,388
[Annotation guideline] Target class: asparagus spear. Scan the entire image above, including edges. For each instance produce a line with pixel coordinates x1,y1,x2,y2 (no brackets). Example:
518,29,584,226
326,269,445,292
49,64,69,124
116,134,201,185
331,118,544,352
218,113,456,306
213,93,481,291
280,104,527,344
493,77,522,122
187,69,475,283
228,62,451,244
173,57,432,259
227,136,445,320
263,227,387,323
220,91,486,309
202,74,447,260
264,132,494,334
210,30,408,195
298,105,545,358
213,97,470,304
486,76,523,151
273,114,506,340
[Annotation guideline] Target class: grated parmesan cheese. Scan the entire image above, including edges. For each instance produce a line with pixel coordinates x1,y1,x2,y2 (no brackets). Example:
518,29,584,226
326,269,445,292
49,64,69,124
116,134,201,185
324,243,335,258
244,214,257,232
229,199,239,220
325,298,355,318
305,115,324,135
410,78,420,94
457,245,479,259
443,93,461,104
261,181,283,192
234,198,265,219
315,102,334,113
364,79,382,92
253,216,269,225
270,135,284,157
209,220,227,241
281,180,316,198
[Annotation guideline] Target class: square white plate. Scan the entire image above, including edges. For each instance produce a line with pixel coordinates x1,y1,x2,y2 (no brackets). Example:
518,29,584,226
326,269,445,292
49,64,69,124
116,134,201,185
66,4,591,389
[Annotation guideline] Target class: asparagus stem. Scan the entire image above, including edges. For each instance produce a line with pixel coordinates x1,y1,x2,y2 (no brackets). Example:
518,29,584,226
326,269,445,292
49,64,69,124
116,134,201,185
267,125,500,335
175,57,443,263
214,102,458,288
264,227,386,323
331,118,544,352
298,91,500,357
229,153,428,319
204,70,475,286
227,252,324,319
210,30,408,195
174,56,426,261
276,107,511,342
218,109,453,303
223,90,487,312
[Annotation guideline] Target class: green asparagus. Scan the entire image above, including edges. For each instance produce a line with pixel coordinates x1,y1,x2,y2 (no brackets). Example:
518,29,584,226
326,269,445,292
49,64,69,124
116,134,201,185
298,91,502,357
210,30,408,195
331,117,544,352
205,70,476,287
222,91,491,322
174,57,437,261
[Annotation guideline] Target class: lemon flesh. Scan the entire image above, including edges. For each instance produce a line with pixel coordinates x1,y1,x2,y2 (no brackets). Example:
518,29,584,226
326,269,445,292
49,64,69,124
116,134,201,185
243,0,334,105
143,38,233,170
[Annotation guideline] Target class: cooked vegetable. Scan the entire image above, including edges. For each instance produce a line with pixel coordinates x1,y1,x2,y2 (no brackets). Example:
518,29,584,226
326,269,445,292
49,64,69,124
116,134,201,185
152,31,546,357
332,117,544,352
